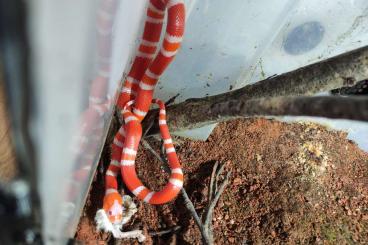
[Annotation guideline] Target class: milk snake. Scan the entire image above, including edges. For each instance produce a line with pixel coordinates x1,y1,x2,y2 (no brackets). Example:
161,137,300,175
103,0,185,224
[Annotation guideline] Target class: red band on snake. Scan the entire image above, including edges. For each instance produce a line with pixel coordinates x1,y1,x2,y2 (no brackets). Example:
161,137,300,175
103,0,185,223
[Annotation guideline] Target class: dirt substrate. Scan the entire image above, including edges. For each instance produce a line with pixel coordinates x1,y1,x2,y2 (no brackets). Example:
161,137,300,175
75,118,368,244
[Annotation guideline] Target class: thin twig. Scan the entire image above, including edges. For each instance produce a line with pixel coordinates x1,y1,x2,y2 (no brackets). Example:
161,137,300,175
204,171,231,231
215,164,226,181
208,161,219,201
142,116,157,138
160,141,166,163
149,226,181,236
141,139,170,173
165,93,180,106
214,163,226,196
181,188,212,245
141,139,165,163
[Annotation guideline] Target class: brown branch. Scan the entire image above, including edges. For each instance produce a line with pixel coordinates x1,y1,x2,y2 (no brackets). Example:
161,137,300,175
146,95,368,134
143,46,368,134
207,45,368,101
210,95,368,121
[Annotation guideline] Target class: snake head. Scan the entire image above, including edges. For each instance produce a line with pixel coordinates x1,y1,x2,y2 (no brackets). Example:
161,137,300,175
96,194,139,236
103,192,123,224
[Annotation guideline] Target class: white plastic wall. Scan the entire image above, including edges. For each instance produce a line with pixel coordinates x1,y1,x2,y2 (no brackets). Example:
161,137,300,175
158,0,368,144
29,0,147,242
29,1,99,242
27,0,368,243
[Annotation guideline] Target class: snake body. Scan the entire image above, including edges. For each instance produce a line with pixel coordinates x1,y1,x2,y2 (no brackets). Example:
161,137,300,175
103,0,185,224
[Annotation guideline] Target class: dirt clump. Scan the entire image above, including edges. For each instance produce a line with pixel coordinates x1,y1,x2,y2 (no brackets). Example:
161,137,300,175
75,118,368,244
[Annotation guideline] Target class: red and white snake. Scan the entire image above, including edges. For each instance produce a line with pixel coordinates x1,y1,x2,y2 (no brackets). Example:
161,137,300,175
103,0,186,225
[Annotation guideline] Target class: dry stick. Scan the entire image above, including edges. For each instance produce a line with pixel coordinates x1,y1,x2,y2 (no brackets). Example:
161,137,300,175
144,45,368,134
208,162,219,204
181,186,212,245
149,226,181,236
209,96,368,122
208,162,226,204
204,167,231,245
214,163,226,195
142,119,156,138
202,45,368,101
141,139,164,166
165,93,180,106
206,172,231,230
146,95,368,134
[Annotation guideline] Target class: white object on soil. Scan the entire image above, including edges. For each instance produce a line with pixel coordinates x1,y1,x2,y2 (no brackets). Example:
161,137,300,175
95,195,145,242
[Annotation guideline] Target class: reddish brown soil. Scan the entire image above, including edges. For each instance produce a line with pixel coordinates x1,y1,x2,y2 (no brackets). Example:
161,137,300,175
75,118,368,244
